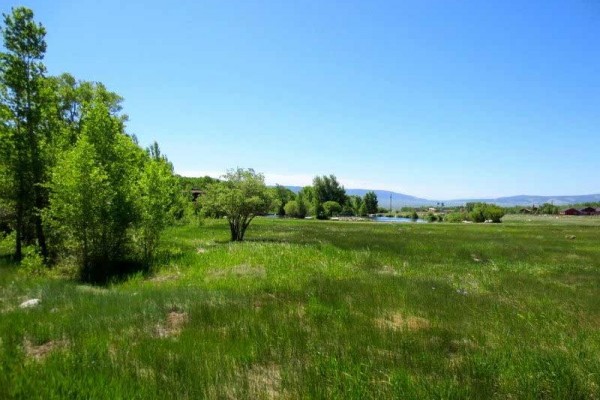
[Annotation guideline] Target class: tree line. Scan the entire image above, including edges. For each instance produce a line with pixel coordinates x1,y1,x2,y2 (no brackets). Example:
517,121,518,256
0,7,176,282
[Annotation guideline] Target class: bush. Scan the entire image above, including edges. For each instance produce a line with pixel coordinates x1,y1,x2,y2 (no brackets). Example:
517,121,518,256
284,200,299,218
44,102,175,282
444,212,467,223
202,168,274,241
426,213,437,222
484,204,505,223
322,201,342,218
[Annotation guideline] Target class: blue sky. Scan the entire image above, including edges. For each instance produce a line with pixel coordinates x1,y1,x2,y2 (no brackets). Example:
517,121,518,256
5,0,600,199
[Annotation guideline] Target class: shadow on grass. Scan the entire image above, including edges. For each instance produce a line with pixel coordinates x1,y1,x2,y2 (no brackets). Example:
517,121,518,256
80,259,151,286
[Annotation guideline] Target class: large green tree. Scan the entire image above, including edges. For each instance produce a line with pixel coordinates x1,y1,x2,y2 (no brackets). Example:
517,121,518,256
273,184,296,216
0,7,48,260
202,168,274,241
45,98,176,281
313,175,347,206
364,191,378,214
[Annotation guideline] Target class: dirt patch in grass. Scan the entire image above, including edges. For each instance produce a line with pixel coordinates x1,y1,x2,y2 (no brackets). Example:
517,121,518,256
149,273,180,283
24,338,69,361
155,310,188,338
206,264,266,280
247,363,282,399
376,265,399,276
75,285,109,294
375,313,430,331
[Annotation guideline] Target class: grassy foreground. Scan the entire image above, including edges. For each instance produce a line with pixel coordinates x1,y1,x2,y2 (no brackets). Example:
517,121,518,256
1,217,599,399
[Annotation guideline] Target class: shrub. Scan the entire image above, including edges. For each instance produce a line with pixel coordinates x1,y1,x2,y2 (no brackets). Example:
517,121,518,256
322,201,342,218
444,212,467,223
284,200,299,218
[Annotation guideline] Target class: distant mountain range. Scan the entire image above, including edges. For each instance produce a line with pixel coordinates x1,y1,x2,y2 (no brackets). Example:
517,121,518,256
284,186,600,208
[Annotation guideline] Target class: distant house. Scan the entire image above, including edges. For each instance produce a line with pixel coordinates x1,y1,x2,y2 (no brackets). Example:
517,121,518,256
519,208,532,214
580,207,599,216
561,208,581,216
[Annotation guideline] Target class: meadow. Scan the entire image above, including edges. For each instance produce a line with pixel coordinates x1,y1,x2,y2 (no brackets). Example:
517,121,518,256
1,216,599,399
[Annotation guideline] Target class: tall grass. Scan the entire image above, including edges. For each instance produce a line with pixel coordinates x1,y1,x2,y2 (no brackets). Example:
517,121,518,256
0,217,599,399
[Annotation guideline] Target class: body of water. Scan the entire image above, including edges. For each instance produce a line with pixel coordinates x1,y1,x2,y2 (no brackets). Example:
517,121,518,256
372,216,426,223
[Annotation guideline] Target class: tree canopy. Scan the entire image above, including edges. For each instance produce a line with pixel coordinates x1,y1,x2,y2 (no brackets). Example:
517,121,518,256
202,168,274,241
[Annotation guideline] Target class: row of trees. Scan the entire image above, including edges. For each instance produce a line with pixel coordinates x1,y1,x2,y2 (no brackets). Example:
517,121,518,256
443,202,505,223
0,8,176,281
275,175,379,219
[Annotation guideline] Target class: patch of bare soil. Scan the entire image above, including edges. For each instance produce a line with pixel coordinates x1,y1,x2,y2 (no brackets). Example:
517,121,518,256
375,313,430,331
207,264,266,280
149,273,180,283
376,265,399,276
155,310,188,338
24,338,68,361
247,363,282,399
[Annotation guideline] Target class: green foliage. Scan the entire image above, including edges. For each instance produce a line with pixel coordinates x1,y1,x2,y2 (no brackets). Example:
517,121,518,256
313,175,347,208
444,212,467,223
273,184,295,216
538,203,559,215
138,143,178,262
19,245,46,276
468,203,505,223
322,201,342,218
347,195,365,216
284,200,300,218
0,6,49,259
202,168,274,241
363,191,378,214
44,100,174,282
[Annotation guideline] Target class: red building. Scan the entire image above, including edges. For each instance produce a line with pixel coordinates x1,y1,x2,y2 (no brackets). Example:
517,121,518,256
561,208,581,216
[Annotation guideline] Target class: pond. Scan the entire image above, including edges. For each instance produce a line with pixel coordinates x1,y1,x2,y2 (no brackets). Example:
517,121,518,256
371,216,427,223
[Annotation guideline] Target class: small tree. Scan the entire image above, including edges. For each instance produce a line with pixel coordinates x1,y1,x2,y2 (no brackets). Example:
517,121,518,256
274,184,295,216
322,201,342,218
364,191,378,214
202,168,273,241
137,143,177,262
284,200,299,218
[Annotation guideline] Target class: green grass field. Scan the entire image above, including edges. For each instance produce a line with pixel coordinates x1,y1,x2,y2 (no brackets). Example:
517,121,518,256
1,216,599,399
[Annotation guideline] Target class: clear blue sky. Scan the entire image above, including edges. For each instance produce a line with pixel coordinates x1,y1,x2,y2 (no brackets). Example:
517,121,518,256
5,0,600,199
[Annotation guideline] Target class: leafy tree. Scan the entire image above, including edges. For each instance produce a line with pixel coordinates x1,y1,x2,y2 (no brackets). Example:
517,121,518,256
297,186,320,217
202,168,274,241
138,142,177,262
444,212,467,223
347,195,364,216
44,99,151,281
322,201,342,218
364,191,378,214
483,204,505,223
358,203,367,217
274,184,295,216
538,203,559,215
284,200,299,218
468,203,505,223
0,7,49,260
295,192,308,218
313,175,347,206
45,134,112,277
